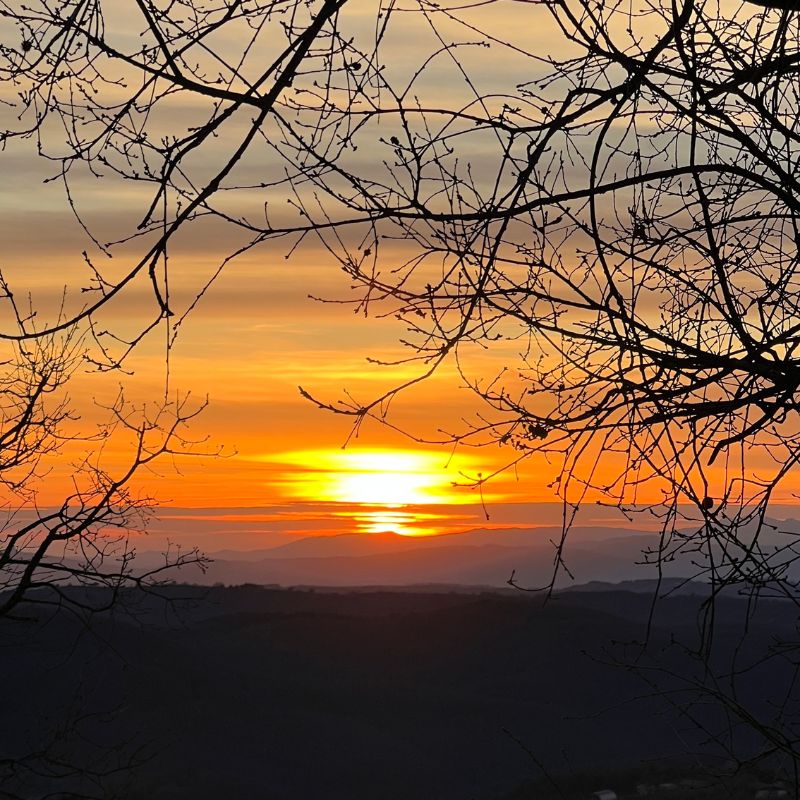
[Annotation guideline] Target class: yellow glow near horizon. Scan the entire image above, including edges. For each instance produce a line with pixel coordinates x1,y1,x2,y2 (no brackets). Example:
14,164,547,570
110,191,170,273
337,509,441,537
259,448,496,510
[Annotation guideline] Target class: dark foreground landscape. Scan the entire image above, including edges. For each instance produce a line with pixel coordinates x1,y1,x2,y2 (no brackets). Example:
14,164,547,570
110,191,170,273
1,583,796,799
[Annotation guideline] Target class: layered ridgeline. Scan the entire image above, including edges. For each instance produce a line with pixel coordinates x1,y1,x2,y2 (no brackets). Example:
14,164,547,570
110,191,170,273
134,518,800,590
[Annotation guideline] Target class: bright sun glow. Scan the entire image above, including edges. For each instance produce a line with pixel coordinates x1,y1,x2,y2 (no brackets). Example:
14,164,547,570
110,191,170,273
260,448,494,512
331,464,434,505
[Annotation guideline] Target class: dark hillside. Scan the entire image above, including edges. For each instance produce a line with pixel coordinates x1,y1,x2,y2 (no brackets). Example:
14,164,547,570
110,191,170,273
1,586,796,799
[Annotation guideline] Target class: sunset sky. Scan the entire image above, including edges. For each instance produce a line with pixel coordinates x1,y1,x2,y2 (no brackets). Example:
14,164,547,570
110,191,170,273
0,130,530,537
0,0,565,545
0,0,786,548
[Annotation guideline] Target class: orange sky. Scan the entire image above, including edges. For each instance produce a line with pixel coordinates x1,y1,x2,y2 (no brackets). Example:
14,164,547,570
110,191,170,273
0,1,539,523
1,0,796,540
47,248,554,514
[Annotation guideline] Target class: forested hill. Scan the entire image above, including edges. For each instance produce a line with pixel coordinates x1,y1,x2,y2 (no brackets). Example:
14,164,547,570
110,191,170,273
1,585,794,799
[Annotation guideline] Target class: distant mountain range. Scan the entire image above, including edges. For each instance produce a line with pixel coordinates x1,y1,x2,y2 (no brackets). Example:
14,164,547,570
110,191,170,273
148,525,699,589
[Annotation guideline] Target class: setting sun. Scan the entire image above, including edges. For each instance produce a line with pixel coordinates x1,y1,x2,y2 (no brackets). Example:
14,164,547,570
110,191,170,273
260,449,494,509
333,468,433,506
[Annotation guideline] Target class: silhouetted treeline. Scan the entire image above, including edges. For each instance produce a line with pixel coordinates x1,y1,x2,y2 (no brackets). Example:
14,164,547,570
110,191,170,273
2,584,796,799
